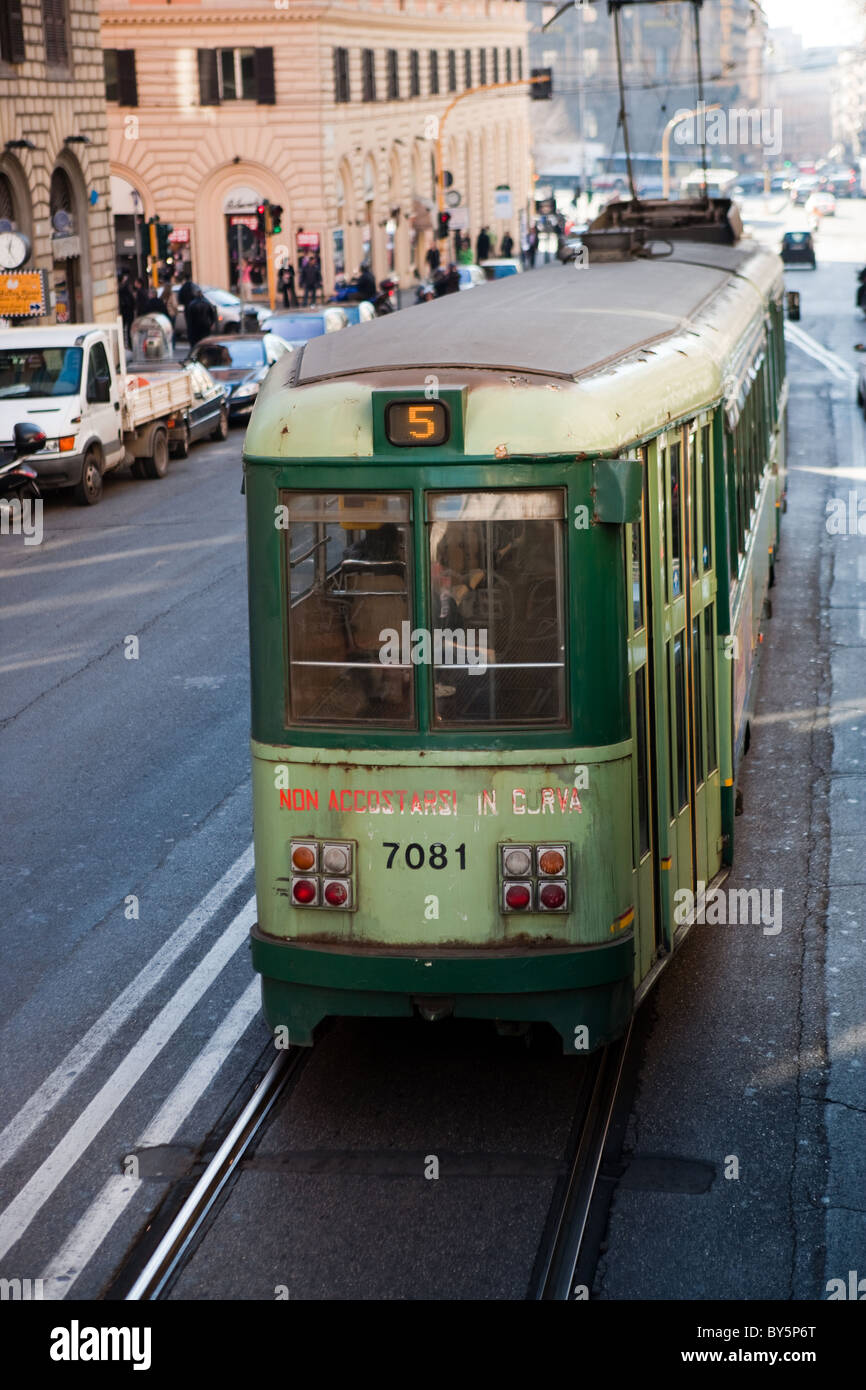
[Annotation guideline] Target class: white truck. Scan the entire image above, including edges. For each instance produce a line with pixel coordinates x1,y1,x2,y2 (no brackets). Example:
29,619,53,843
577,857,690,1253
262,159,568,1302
0,321,196,504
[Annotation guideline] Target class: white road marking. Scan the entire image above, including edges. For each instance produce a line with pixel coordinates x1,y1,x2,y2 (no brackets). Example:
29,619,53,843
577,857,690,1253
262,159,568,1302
0,844,254,1175
784,323,859,384
0,895,255,1264
39,979,262,1300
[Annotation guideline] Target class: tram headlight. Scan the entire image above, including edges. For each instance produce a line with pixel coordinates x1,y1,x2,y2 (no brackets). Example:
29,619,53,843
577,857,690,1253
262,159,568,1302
323,879,351,908
292,878,318,905
538,882,568,911
502,845,533,878
537,846,567,877
503,882,532,911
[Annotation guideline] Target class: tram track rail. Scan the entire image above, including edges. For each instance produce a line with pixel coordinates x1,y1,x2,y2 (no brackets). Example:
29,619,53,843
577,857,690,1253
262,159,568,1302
529,1022,633,1301
122,1047,306,1302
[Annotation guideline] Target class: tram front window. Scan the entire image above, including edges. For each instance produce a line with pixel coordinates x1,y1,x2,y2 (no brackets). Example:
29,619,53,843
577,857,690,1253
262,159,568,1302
427,490,567,726
284,492,414,726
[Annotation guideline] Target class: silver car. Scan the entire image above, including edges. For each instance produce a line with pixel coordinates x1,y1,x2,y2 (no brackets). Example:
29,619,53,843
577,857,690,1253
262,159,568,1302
174,286,272,340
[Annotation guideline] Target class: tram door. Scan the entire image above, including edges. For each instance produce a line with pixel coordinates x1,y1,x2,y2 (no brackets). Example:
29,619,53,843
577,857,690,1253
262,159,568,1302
628,448,661,976
662,432,695,935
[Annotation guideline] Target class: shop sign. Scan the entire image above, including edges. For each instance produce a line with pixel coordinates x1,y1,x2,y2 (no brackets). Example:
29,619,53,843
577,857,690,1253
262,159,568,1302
0,270,49,317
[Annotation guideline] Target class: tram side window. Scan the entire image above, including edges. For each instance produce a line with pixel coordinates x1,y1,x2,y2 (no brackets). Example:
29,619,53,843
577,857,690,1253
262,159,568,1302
701,424,712,570
635,669,650,859
426,490,567,727
689,429,698,581
282,492,415,726
692,617,703,786
674,634,688,811
631,520,644,632
705,603,717,773
669,441,683,600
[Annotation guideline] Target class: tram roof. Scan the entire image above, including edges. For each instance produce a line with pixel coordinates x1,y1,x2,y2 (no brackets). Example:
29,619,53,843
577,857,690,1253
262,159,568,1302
296,241,781,387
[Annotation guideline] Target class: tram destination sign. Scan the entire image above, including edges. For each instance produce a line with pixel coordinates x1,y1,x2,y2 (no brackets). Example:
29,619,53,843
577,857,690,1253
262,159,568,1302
385,399,449,447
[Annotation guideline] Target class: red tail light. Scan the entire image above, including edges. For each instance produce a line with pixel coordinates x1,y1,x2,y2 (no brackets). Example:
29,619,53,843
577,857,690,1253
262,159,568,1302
504,883,531,911
324,879,349,908
539,882,567,911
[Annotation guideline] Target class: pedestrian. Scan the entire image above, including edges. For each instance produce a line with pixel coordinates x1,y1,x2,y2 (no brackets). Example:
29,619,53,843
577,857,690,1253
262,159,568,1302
279,262,297,308
353,263,376,302
118,274,135,347
527,224,538,268
444,262,461,295
301,253,322,306
476,226,491,262
159,280,178,349
186,287,216,349
133,277,149,317
177,270,195,311
425,243,440,274
501,231,514,258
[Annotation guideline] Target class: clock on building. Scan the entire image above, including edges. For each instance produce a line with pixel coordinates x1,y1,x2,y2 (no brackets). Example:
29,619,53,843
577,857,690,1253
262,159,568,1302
0,231,32,271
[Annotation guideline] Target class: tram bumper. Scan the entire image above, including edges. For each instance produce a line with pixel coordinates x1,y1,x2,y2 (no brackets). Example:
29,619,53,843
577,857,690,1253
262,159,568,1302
251,925,634,1054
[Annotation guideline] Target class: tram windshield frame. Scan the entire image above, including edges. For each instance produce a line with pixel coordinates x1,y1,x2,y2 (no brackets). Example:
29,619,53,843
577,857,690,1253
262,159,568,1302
280,487,569,731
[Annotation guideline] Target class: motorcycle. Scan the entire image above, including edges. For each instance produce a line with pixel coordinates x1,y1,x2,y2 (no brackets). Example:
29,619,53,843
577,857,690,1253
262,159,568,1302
0,421,44,509
374,279,398,316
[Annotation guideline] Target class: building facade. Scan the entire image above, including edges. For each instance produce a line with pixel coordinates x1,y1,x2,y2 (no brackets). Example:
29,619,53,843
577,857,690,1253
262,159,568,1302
0,0,117,324
100,0,533,296
531,0,768,182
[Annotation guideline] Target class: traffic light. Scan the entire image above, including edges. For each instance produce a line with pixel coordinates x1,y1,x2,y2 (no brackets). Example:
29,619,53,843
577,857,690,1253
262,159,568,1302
530,68,553,100
155,220,172,260
270,204,283,235
437,210,451,239
257,202,268,236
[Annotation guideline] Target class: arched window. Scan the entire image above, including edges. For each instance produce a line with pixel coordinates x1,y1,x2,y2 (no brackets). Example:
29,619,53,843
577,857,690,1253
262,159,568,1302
0,174,15,225
50,166,75,230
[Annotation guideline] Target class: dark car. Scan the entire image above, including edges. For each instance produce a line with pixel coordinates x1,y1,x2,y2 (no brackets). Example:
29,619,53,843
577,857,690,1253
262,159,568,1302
187,333,291,422
781,230,817,269
134,358,228,455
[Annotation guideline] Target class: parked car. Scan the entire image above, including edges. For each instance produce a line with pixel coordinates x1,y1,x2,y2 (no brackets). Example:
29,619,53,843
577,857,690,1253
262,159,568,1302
174,287,272,340
265,307,350,349
780,230,817,269
187,333,291,422
806,190,836,218
769,173,790,193
457,264,487,290
479,258,523,281
790,175,820,205
733,173,765,196
174,361,228,453
339,302,376,325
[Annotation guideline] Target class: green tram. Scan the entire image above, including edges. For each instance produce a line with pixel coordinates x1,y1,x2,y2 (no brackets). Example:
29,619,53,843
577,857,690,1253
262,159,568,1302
243,235,787,1053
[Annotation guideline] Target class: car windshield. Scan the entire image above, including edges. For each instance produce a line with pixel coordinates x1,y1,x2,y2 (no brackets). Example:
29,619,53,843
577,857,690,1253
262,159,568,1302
268,316,325,342
785,233,809,244
0,346,84,399
194,340,264,369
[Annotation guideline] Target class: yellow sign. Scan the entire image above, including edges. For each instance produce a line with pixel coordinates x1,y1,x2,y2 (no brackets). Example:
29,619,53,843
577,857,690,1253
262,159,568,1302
0,271,48,318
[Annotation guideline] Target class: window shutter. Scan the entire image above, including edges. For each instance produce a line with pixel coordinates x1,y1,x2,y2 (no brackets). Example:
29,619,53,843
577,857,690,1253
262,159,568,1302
43,0,69,67
117,50,138,107
2,0,26,64
197,49,220,106
254,47,275,104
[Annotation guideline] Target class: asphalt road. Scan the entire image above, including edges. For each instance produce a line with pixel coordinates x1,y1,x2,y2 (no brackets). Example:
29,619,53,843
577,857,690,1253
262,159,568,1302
1,202,864,1304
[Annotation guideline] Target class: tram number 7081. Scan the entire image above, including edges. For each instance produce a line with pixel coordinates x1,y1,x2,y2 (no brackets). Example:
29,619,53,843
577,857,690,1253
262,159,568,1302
383,843,467,870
